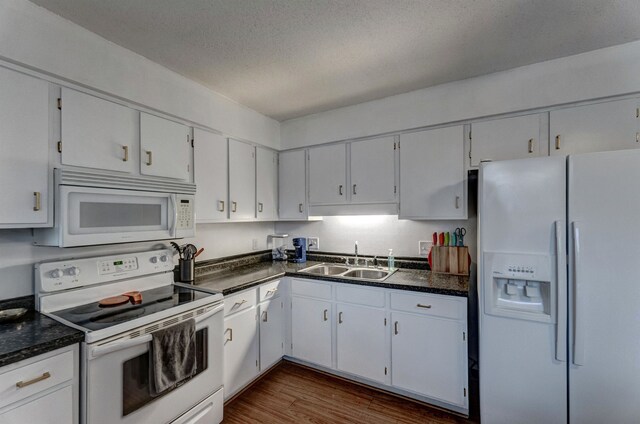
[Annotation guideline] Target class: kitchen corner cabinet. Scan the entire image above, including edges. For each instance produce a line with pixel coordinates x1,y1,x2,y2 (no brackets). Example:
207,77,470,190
228,139,256,220
350,137,396,203
399,126,466,219
193,128,228,222
469,113,543,167
0,67,51,228
308,144,347,205
291,280,333,368
256,147,278,220
550,98,640,156
278,150,308,219
140,112,191,180
60,88,138,174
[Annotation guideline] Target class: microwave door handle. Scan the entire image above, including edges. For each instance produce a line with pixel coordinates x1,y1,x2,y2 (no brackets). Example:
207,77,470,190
170,195,178,236
90,334,153,359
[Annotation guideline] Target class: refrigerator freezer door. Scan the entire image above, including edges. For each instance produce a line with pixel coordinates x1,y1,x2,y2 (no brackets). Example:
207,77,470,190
568,149,640,423
479,156,567,424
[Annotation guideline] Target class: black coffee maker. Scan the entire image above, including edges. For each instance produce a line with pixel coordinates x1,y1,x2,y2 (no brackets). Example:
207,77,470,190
291,237,307,263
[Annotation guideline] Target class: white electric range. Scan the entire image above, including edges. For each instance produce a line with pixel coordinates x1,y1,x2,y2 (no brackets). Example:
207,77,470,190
35,249,224,424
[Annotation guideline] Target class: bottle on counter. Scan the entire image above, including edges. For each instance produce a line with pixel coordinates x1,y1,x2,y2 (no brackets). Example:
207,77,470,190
387,249,395,270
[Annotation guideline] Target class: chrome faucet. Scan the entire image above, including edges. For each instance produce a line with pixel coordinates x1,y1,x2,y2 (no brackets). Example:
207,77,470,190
354,241,359,265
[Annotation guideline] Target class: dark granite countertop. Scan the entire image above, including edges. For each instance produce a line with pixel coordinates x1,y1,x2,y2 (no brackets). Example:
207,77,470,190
194,258,469,297
0,296,84,368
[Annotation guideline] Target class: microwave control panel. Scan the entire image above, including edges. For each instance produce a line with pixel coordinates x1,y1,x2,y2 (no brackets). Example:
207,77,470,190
176,196,194,230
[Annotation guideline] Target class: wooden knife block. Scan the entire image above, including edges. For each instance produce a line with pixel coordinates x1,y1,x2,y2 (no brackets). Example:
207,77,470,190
432,246,469,276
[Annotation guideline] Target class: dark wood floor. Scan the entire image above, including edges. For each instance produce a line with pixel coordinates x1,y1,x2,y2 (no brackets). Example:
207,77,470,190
224,361,473,423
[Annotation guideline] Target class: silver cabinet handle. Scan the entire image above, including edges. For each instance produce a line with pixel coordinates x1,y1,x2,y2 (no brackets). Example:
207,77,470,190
266,288,278,296
16,372,51,389
218,200,225,212
338,311,343,324
394,321,399,335
258,202,263,213
232,201,237,213
33,192,41,211
146,150,153,166
232,299,247,310
339,185,343,195
352,184,357,195
323,309,328,321
555,135,561,150
298,203,304,213
225,328,233,342
455,196,460,209
528,138,534,154
416,303,432,309
262,311,268,322
122,145,129,162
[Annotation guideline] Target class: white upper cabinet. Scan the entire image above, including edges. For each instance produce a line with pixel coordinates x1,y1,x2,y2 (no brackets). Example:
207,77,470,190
140,112,191,180
0,67,50,228
350,137,396,203
60,88,138,173
256,147,278,220
399,126,466,219
550,98,639,156
194,128,228,222
309,143,347,205
278,150,307,220
470,113,542,167
228,139,256,220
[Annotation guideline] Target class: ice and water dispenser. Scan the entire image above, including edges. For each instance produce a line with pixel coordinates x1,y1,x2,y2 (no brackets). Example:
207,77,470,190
483,252,555,324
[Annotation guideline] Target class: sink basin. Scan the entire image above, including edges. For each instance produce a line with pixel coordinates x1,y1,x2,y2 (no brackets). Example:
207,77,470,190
342,269,391,280
299,264,350,276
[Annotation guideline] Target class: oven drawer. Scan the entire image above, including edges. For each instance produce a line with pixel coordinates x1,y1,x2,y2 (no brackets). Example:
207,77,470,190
224,288,257,316
0,349,74,409
390,292,465,320
171,388,223,424
259,280,282,302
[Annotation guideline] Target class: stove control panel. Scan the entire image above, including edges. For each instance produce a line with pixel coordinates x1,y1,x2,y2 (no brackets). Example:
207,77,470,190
36,249,175,292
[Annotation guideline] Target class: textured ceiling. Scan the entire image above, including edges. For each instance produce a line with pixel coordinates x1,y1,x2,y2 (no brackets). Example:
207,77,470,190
29,0,640,121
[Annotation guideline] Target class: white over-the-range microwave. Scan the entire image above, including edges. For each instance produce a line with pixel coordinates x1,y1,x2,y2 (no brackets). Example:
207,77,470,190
34,168,196,247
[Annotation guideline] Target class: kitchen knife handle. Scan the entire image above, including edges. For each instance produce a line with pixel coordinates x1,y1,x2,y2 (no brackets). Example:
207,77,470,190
432,232,438,245
572,222,585,366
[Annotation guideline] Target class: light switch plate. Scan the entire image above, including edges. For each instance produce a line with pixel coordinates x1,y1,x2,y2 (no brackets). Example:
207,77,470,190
418,240,433,256
307,237,320,251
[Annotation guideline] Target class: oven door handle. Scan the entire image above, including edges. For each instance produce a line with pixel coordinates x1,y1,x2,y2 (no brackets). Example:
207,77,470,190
90,334,153,359
195,303,224,327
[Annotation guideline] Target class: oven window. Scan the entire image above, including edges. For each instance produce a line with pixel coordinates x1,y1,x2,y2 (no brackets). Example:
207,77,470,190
122,328,208,416
79,202,162,228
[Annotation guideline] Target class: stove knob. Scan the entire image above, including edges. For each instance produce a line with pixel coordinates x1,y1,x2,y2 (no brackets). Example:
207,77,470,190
150,256,158,264
160,255,168,262
50,269,63,279
67,267,80,276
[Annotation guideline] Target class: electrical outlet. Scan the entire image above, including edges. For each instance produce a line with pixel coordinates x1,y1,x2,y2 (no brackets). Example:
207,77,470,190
252,238,258,250
418,240,433,256
307,237,320,251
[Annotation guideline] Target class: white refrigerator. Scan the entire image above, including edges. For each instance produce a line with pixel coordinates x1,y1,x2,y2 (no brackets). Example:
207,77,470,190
479,150,640,423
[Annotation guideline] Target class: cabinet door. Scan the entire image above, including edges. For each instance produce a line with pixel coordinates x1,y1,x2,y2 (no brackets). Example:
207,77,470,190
60,88,138,173
228,139,256,220
256,147,278,220
259,299,285,370
336,304,387,383
350,137,396,203
391,312,467,406
399,126,466,219
0,385,74,424
140,112,191,180
308,144,347,205
0,68,50,227
291,296,332,368
278,150,307,219
550,98,639,156
193,129,228,222
470,114,541,167
224,308,259,398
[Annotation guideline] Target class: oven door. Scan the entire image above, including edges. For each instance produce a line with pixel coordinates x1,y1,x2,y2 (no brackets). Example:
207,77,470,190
59,185,177,246
83,304,224,424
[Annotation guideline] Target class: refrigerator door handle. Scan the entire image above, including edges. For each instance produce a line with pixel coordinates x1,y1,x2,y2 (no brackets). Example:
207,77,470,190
572,222,585,366
555,220,567,362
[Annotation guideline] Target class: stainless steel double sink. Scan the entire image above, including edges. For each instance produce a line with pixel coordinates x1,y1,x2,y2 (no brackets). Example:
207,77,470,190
297,263,395,282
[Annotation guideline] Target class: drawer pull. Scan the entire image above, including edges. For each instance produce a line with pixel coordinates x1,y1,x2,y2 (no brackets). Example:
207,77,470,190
266,288,278,296
338,185,343,196
146,150,153,166
232,299,247,309
262,311,268,322
16,371,51,389
338,311,343,324
323,309,328,321
417,303,432,309
225,328,233,342
528,138,534,154
299,203,304,213
122,145,129,162
258,202,263,213
394,321,399,335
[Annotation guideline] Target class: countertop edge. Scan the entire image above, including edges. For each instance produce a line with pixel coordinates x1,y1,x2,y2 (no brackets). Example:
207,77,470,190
0,332,84,368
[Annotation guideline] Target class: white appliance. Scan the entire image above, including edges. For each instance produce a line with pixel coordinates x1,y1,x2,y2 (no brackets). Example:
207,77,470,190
479,150,640,423
34,168,195,247
36,249,224,424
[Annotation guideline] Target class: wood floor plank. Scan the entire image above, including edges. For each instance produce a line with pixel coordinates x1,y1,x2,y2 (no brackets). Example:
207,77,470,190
224,362,474,423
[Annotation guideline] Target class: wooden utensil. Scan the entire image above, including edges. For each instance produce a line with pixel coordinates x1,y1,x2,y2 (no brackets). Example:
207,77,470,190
123,291,143,305
98,295,130,307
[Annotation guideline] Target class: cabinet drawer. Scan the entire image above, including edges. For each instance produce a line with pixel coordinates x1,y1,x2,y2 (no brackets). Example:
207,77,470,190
291,279,332,300
336,285,385,307
224,288,257,316
390,292,465,320
259,280,282,302
0,350,74,409
0,385,74,424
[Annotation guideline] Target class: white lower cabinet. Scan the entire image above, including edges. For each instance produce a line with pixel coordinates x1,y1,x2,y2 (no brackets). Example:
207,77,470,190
0,385,73,424
259,297,285,371
223,306,258,399
291,296,332,368
336,303,388,383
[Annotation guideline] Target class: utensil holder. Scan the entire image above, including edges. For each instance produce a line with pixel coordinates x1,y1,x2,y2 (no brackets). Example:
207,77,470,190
179,258,195,283
431,246,470,276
